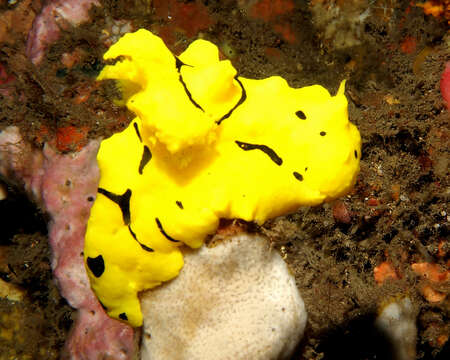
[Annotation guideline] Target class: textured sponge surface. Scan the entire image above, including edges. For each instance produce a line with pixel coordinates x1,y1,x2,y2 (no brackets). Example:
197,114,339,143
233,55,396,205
140,233,307,360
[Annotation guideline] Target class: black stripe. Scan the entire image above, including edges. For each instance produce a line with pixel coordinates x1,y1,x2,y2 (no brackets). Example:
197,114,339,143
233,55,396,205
133,122,142,142
175,57,246,124
175,57,204,112
175,57,192,71
128,225,154,252
138,146,152,174
235,141,283,166
176,201,184,209
98,188,132,225
155,217,180,242
217,77,247,125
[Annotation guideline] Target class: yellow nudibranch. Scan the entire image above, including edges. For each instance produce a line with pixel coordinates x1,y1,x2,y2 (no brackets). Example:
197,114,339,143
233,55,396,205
84,29,361,327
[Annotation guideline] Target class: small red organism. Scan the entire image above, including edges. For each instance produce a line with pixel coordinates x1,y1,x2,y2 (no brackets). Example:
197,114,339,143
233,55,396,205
440,61,450,110
0,63,14,85
367,197,380,206
0,62,16,98
332,200,352,224
56,126,89,152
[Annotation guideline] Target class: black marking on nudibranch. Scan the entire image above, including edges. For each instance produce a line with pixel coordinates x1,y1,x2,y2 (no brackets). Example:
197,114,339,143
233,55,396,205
175,57,204,112
128,225,154,252
155,217,180,242
87,255,105,278
293,172,304,181
235,141,283,166
216,76,247,125
354,150,358,159
175,57,192,71
98,188,132,225
295,110,306,120
133,122,142,142
320,131,326,136
119,313,128,321
138,146,152,174
176,201,184,209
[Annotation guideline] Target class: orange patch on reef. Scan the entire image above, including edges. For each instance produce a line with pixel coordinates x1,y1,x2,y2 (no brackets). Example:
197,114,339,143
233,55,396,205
390,184,401,201
412,262,449,282
264,47,283,58
153,0,215,42
56,126,89,152
272,23,297,43
436,334,449,347
418,154,433,171
416,1,445,17
400,36,417,54
437,240,447,258
374,261,400,285
420,284,446,303
250,0,295,21
412,261,449,303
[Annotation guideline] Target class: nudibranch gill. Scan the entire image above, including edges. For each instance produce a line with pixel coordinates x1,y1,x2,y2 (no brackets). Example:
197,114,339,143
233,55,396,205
84,29,361,327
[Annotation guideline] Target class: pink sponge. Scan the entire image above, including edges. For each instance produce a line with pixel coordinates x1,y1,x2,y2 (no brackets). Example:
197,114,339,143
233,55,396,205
440,61,450,110
0,126,135,360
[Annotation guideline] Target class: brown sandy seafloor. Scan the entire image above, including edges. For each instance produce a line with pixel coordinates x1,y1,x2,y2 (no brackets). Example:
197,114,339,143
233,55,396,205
0,0,448,359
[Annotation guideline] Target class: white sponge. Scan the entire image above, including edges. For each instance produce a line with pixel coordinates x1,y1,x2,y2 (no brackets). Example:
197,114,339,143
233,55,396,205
140,233,307,360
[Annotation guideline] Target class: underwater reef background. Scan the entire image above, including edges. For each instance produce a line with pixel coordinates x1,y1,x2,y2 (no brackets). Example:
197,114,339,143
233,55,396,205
0,0,448,359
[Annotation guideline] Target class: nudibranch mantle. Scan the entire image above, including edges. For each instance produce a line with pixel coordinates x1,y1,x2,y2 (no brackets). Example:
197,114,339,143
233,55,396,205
84,29,361,327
